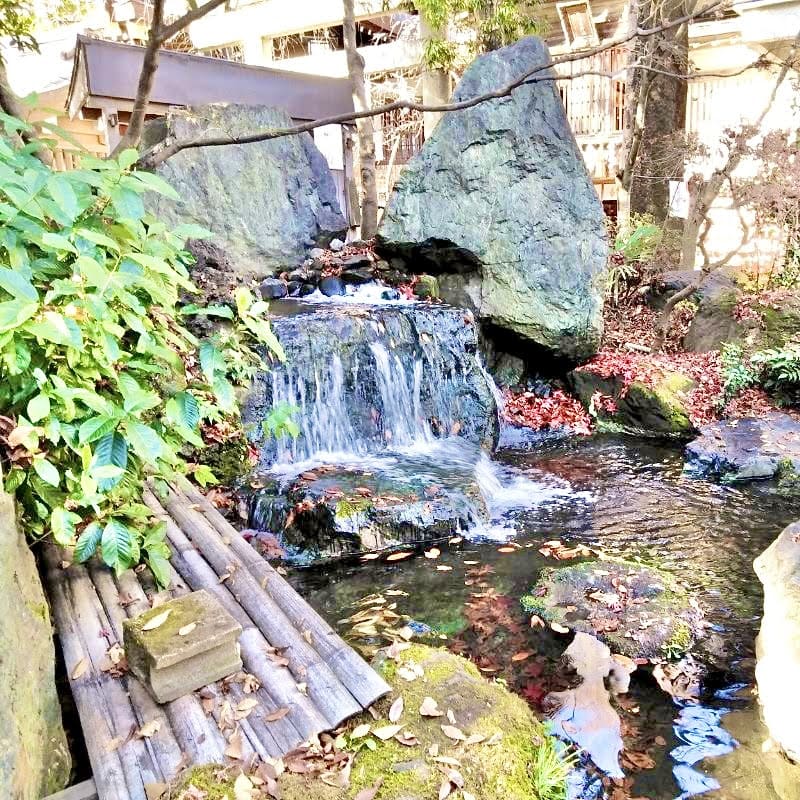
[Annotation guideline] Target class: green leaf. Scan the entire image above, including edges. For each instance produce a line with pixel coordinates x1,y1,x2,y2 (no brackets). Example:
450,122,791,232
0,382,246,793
172,223,214,240
47,174,80,222
78,416,118,444
146,551,171,588
179,303,234,320
91,432,128,491
40,232,78,254
101,519,134,571
51,506,81,546
199,340,225,383
27,393,50,423
75,521,103,562
4,468,26,493
118,373,161,414
26,311,83,348
33,457,60,487
117,148,139,170
192,464,218,487
0,299,38,332
131,169,179,200
109,186,145,221
166,391,200,430
125,420,163,464
212,376,236,412
0,266,38,301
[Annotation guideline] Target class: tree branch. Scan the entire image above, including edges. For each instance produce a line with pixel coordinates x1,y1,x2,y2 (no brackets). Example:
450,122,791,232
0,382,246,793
156,0,228,45
138,0,727,168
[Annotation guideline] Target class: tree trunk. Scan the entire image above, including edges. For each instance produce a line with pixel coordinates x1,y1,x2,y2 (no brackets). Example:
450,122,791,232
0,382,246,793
343,0,379,239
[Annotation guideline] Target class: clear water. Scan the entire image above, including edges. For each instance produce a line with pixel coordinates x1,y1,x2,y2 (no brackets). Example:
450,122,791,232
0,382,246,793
287,435,800,800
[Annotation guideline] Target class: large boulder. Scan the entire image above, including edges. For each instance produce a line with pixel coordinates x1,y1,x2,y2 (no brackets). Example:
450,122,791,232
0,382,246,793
754,521,800,763
376,37,608,360
685,412,800,482
0,493,70,798
142,104,347,278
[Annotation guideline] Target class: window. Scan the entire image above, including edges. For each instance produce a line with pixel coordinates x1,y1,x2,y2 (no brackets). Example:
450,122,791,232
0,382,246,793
557,1,600,48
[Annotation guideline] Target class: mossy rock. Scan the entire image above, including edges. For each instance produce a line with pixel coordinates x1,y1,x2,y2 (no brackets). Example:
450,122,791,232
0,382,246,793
570,369,696,438
413,274,440,300
176,645,568,800
522,558,703,659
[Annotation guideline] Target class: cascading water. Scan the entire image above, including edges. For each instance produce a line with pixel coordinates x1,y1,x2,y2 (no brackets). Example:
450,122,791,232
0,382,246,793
244,295,583,558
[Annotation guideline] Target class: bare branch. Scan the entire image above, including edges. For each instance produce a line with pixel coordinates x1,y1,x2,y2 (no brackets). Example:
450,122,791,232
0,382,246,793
156,0,228,45
138,0,728,168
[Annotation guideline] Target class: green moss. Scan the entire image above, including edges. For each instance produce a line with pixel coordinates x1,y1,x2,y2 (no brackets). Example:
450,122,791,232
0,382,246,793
175,765,238,799
202,434,250,486
758,303,800,349
335,498,374,519
662,620,693,659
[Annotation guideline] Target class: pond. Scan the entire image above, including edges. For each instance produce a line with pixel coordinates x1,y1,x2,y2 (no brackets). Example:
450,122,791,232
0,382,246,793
286,434,800,800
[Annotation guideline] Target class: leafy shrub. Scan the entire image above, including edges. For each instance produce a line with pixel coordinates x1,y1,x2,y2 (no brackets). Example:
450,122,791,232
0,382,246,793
720,342,757,404
606,214,663,306
752,343,800,403
0,114,283,583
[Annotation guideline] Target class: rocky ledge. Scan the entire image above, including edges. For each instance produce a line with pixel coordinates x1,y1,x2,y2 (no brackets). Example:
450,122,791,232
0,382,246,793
521,558,703,660
685,411,800,482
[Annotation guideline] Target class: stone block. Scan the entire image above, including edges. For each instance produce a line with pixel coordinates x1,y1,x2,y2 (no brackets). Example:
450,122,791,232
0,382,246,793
123,589,242,703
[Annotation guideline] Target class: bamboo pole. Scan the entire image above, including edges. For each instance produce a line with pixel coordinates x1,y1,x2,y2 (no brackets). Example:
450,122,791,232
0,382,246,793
175,478,391,707
157,485,363,727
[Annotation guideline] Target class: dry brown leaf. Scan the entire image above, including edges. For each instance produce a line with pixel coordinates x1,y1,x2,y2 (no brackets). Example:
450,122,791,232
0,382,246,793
386,551,412,562
224,730,243,759
497,546,516,554
351,723,372,739
386,641,411,660
70,658,88,680
448,536,463,544
464,792,477,800
550,622,570,634
395,730,418,746
436,565,453,572
178,623,196,637
372,724,403,740
354,777,383,800
144,782,168,800
419,697,443,717
464,733,485,746
438,778,452,800
265,707,290,722
142,609,171,631
424,548,440,559
441,724,467,741
432,756,461,766
511,651,533,662
388,696,404,723
136,719,161,738
233,773,256,800
447,769,464,788
446,709,456,724
361,553,381,561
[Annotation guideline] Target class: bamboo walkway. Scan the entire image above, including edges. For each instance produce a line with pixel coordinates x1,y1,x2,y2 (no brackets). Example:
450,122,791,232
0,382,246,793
44,478,390,800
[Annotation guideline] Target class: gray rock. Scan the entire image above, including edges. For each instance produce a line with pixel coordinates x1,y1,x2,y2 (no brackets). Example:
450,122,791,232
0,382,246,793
754,521,800,763
381,288,401,300
299,283,317,297
685,412,800,481
0,493,70,798
259,277,288,299
340,266,374,284
649,269,737,311
492,353,526,388
309,247,327,259
287,280,302,297
319,275,346,296
142,104,347,277
377,37,608,359
413,274,440,300
329,238,345,252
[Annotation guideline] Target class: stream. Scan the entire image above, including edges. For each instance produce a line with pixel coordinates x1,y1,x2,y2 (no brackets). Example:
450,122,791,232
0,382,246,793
253,289,800,800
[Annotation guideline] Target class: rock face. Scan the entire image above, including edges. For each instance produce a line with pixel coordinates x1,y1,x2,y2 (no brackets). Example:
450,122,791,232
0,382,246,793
522,558,703,659
377,37,608,360
685,412,800,481
0,493,70,798
570,368,696,437
142,104,347,277
754,521,800,762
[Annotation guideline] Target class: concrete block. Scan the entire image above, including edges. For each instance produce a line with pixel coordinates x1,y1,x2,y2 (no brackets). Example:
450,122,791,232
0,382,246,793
123,589,242,703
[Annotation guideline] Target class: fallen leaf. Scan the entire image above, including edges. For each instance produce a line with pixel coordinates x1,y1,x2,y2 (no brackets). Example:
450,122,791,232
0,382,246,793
178,623,197,637
464,792,477,800
438,778,452,800
436,565,453,572
550,622,570,634
511,651,533,662
351,723,372,739
395,730,418,746
71,658,88,680
386,641,411,659
419,697,443,717
389,696,404,723
224,730,243,759
234,773,255,800
464,733,485,746
448,536,463,544
497,546,516,554
441,724,467,741
386,551,412,562
354,777,383,800
425,548,440,559
372,724,403,740
144,783,168,800
361,553,381,561
136,719,161,738
265,707,290,722
432,756,461,767
142,609,171,631
447,769,464,788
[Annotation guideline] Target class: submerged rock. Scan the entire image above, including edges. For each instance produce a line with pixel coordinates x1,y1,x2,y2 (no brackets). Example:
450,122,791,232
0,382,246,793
376,37,607,360
570,368,696,438
544,632,634,777
0,493,71,798
685,412,800,482
754,521,800,764
522,558,702,659
319,275,346,296
142,103,346,277
249,459,487,564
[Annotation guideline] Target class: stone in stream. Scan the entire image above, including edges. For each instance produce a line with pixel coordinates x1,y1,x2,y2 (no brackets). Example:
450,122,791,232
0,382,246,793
0,492,71,798
319,275,346,296
570,366,696,438
754,520,800,764
376,36,607,360
685,411,800,482
259,277,288,299
141,104,347,278
522,558,703,659
248,464,486,564
123,589,242,703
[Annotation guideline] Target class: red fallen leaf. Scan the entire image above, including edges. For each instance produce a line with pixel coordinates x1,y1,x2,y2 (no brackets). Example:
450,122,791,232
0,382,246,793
354,487,373,496
354,777,384,800
511,651,533,662
265,707,290,722
521,682,546,706
300,472,318,481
